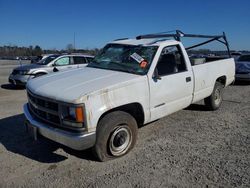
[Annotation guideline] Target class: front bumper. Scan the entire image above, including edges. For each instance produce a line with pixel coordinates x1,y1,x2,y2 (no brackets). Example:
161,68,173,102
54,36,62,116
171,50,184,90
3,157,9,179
23,103,96,150
9,74,33,85
235,73,250,81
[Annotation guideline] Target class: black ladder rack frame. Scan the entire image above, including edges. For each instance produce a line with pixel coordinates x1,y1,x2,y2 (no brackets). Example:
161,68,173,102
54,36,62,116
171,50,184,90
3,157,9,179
136,30,231,57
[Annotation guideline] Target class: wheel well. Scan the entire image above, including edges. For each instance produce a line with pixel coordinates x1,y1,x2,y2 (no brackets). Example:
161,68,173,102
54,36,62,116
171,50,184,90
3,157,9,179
35,72,47,75
216,76,226,86
98,103,145,127
33,72,47,77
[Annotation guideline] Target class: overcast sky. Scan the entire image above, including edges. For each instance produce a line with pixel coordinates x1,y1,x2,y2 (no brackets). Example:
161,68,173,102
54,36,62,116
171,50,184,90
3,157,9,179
0,0,249,50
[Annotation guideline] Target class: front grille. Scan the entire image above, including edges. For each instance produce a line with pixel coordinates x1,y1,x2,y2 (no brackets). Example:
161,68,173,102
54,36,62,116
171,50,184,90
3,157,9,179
27,91,60,125
28,92,58,111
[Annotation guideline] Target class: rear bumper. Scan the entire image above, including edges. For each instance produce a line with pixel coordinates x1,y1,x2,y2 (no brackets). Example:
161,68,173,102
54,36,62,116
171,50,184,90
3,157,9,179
23,103,96,150
235,73,250,81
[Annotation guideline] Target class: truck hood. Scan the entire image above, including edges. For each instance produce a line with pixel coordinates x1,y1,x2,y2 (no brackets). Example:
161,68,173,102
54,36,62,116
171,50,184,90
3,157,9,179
27,67,140,103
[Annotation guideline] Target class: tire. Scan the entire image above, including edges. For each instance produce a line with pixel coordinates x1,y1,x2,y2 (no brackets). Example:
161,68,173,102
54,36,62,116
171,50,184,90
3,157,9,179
204,81,223,110
93,111,138,162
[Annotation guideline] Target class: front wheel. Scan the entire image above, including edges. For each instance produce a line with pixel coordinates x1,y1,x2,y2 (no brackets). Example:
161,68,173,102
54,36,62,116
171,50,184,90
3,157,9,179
204,82,223,110
93,111,138,162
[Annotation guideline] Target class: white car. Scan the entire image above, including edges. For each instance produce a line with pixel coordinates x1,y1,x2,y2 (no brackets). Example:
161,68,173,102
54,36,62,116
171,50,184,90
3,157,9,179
23,31,235,161
9,54,94,86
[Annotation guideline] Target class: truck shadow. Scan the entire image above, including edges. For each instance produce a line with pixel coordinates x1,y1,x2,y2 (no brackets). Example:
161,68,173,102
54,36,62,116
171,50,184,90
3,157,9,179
0,114,96,163
184,104,210,111
1,84,25,90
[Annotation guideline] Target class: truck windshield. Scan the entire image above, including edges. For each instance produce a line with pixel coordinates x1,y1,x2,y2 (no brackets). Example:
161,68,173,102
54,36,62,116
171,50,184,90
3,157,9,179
87,44,158,75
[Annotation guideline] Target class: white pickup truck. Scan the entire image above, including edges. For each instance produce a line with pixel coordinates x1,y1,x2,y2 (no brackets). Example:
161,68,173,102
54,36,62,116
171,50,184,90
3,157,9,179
23,31,235,161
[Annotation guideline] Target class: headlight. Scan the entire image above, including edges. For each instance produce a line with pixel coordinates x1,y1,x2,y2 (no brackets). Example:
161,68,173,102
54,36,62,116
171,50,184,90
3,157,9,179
67,106,84,122
19,70,29,75
69,107,77,119
61,106,85,128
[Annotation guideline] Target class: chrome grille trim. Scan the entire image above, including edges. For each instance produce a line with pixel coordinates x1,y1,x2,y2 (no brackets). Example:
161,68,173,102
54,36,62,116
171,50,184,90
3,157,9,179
28,98,58,116
28,103,60,126
27,90,60,126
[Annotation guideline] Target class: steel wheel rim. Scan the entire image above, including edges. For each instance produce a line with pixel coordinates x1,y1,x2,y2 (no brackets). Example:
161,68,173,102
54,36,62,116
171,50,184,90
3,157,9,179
109,125,132,156
214,88,222,105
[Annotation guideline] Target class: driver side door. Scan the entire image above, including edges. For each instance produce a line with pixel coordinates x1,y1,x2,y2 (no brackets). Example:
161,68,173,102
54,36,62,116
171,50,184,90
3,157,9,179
149,45,194,121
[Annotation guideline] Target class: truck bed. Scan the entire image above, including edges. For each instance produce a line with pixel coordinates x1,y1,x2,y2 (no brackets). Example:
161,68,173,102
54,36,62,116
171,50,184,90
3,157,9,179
191,58,235,103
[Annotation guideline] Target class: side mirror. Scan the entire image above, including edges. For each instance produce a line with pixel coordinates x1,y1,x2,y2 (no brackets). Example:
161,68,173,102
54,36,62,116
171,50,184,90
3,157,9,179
53,67,59,72
153,68,162,81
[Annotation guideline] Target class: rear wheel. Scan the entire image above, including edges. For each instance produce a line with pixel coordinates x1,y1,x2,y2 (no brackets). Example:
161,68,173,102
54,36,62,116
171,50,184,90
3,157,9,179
204,82,223,110
93,111,138,162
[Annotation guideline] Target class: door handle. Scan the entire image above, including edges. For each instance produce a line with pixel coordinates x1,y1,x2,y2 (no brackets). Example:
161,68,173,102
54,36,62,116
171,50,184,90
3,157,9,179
186,77,191,82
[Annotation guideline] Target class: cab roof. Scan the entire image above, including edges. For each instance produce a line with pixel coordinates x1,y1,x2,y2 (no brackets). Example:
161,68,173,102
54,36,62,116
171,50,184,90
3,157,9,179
110,38,179,47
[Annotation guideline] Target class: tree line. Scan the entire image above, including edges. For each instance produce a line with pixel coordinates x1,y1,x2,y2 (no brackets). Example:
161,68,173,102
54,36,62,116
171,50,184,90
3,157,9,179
0,44,100,59
0,44,248,60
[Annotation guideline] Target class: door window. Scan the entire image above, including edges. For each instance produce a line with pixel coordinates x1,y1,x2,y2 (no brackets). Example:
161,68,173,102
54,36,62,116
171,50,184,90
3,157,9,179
156,45,187,76
54,57,70,66
73,56,87,64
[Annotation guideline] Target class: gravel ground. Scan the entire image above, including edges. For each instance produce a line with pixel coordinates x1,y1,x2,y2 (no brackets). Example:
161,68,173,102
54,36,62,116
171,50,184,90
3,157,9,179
0,60,249,187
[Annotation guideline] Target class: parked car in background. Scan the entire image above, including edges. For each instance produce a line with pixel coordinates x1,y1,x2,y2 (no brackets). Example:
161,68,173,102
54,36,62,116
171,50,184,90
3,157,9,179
231,52,242,57
235,54,250,81
9,54,94,86
231,52,242,61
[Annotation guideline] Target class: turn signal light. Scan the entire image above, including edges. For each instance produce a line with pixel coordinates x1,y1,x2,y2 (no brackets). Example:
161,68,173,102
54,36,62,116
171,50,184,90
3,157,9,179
75,107,84,123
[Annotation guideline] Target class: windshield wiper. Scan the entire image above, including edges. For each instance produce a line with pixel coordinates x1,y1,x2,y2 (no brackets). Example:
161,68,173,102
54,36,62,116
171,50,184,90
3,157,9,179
124,68,138,74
